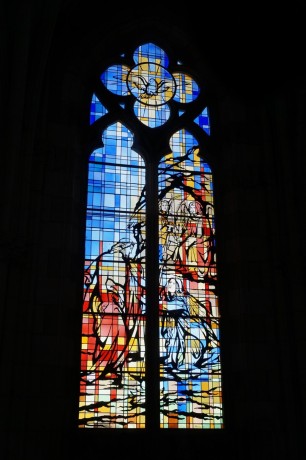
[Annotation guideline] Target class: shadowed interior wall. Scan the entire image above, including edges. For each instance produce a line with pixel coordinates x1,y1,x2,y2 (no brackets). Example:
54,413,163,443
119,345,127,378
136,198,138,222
1,1,306,459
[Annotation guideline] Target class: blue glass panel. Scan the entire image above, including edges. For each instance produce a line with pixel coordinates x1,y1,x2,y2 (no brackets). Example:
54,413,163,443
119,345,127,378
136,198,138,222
194,106,211,135
90,93,108,124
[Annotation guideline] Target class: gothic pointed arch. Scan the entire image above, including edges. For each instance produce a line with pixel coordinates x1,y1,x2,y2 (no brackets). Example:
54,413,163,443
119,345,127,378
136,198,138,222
78,40,223,430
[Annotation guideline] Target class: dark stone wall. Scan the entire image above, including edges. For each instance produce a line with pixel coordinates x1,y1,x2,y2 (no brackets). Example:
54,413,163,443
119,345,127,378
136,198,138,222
1,1,305,459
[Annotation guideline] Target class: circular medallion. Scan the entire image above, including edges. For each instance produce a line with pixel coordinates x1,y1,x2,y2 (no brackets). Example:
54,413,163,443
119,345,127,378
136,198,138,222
127,62,176,106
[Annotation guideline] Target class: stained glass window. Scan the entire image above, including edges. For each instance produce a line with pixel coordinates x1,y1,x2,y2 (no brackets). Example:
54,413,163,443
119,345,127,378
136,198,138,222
78,42,223,429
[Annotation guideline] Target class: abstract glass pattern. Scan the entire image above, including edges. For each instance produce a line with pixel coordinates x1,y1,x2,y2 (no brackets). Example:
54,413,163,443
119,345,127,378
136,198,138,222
158,130,223,428
79,122,146,428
